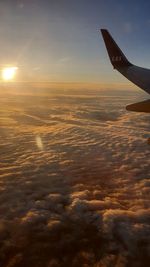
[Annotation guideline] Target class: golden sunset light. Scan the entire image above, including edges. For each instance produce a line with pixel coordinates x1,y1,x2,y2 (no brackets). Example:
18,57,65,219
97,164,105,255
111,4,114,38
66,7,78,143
2,67,18,81
0,1,149,267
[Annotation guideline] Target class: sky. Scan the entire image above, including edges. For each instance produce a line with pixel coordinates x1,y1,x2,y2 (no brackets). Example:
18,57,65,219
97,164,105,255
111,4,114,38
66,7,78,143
1,0,150,86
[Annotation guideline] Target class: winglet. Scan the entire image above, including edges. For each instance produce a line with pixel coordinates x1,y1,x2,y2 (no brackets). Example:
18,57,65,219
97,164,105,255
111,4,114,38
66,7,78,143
101,29,132,69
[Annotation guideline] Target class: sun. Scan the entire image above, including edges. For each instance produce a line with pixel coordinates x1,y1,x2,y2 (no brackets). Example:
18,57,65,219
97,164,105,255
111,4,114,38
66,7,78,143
2,67,18,81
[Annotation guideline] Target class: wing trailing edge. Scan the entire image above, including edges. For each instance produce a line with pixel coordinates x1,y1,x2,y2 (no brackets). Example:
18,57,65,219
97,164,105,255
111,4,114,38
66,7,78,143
126,99,150,113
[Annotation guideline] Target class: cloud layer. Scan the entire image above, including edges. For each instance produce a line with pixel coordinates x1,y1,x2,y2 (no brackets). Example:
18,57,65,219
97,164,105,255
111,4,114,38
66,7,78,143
0,87,150,267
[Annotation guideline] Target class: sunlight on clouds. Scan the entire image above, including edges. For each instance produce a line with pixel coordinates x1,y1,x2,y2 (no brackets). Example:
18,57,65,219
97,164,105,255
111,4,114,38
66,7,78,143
0,88,149,267
36,136,44,150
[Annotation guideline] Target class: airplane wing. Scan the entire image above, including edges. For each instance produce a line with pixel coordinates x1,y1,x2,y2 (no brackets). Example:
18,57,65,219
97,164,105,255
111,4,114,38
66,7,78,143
126,99,150,113
101,29,150,112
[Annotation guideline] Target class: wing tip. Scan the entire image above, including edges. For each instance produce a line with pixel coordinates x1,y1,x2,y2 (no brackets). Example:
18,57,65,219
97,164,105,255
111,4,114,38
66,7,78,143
100,29,108,34
100,28,132,68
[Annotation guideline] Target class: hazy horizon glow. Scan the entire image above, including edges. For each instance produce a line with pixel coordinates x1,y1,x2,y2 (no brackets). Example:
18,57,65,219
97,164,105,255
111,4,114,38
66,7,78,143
0,80,139,94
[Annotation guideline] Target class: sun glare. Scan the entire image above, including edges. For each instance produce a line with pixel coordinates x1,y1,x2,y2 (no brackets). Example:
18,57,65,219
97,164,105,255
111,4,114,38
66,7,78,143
2,67,18,81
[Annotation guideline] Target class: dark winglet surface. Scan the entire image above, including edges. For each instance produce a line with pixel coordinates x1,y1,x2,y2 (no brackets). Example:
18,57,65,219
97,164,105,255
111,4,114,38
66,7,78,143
101,29,132,69
126,99,150,113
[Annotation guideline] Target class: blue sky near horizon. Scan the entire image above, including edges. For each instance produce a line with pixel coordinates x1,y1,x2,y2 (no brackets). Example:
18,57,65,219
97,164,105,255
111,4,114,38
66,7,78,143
0,0,150,86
